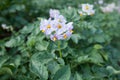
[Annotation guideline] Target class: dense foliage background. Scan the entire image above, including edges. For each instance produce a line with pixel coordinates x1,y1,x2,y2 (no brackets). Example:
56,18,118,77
0,0,120,80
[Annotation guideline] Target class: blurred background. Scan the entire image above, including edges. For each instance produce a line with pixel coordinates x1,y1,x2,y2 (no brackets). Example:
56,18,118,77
0,0,120,52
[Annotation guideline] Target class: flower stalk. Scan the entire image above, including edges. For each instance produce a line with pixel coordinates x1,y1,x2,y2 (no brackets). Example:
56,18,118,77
58,41,62,58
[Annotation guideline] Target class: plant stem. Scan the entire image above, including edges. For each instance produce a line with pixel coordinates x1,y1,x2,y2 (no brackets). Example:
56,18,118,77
58,41,62,58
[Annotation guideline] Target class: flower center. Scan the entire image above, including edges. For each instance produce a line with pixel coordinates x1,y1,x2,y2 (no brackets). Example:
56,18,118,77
91,13,93,16
63,34,67,39
70,30,73,33
57,24,62,29
58,19,61,22
42,30,45,32
53,36,57,41
47,24,51,29
85,5,89,10
90,12,94,16
80,13,83,16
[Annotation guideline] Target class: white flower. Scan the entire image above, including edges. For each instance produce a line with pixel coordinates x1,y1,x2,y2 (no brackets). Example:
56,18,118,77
78,10,86,16
49,9,60,18
100,3,117,13
87,10,95,15
40,9,74,41
54,15,67,23
117,6,120,13
98,0,104,4
1,24,9,30
49,9,66,23
79,3,95,16
82,4,94,13
40,19,57,35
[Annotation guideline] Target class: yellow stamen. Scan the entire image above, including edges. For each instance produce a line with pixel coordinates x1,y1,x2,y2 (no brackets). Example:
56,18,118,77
47,24,51,29
58,19,61,22
53,37,57,41
90,13,94,16
80,13,83,16
63,34,67,39
85,5,89,10
42,30,45,32
57,24,62,29
70,30,73,33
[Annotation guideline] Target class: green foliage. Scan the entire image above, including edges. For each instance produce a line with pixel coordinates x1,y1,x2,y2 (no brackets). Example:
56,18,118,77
0,0,120,80
53,65,71,80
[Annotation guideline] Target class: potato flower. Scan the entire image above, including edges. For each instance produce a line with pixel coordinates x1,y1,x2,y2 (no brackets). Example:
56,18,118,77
82,3,95,15
78,3,95,16
49,9,60,18
98,0,103,4
78,11,86,16
82,4,93,12
100,3,117,13
40,9,73,41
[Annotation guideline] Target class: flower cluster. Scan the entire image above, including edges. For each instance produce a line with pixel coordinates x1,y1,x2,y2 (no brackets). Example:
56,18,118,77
40,9,73,41
78,3,95,16
100,3,117,13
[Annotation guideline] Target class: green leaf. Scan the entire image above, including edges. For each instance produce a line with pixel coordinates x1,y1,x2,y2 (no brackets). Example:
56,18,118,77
94,44,103,50
0,46,6,55
27,36,36,47
53,65,71,80
30,52,54,80
16,75,33,80
94,34,105,43
35,41,49,51
48,41,67,53
30,62,48,80
100,51,108,61
5,36,23,47
74,72,83,80
89,50,104,64
71,34,81,44
0,67,13,75
31,52,54,64
106,66,120,76
0,56,9,68
5,38,16,47
57,58,65,66
75,55,90,63
14,55,21,67
20,25,34,34
47,61,60,75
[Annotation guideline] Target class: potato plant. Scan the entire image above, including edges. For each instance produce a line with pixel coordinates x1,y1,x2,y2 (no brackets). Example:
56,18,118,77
0,0,120,80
